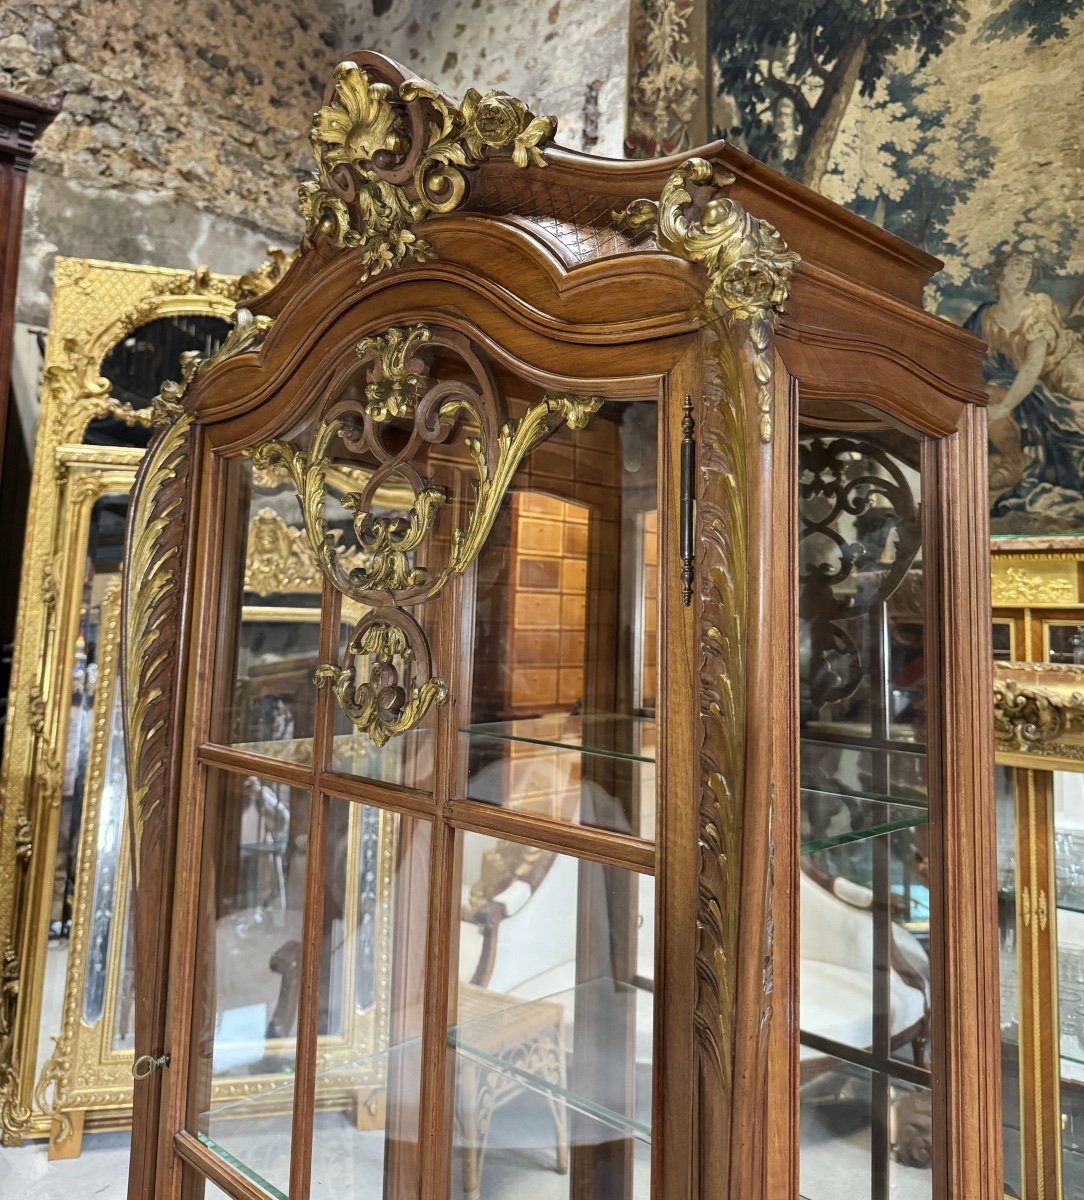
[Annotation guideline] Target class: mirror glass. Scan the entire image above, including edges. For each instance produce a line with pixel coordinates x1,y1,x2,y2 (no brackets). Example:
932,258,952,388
88,314,230,447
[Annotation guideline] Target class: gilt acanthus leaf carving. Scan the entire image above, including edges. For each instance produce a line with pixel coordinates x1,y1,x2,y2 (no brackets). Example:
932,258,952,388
298,61,556,283
615,156,799,441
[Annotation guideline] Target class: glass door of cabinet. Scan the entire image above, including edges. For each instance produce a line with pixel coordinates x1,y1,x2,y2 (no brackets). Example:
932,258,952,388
796,426,936,1199
172,324,668,1200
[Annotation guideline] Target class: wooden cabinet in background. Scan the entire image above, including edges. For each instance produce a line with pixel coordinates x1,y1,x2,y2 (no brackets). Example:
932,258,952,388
0,88,59,477
992,538,1084,1200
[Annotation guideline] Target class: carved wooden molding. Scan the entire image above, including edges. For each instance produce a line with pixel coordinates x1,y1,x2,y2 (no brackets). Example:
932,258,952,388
123,413,196,886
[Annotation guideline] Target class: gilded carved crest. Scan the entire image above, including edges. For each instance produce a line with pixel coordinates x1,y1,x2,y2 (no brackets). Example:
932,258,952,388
298,61,557,282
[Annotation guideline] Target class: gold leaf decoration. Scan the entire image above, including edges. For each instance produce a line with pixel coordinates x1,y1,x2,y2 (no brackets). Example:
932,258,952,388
151,307,273,426
615,156,800,442
124,412,195,883
315,617,448,748
256,321,599,744
355,324,432,420
299,61,556,283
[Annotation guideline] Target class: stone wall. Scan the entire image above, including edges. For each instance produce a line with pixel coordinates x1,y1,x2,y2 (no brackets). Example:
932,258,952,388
344,0,629,158
2,0,631,328
2,0,343,326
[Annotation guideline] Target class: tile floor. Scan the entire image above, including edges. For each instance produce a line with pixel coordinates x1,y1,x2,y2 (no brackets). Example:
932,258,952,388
0,1101,934,1199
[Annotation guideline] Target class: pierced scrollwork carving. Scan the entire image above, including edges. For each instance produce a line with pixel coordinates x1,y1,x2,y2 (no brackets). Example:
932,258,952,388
299,61,556,281
798,435,921,712
254,322,602,610
315,609,449,748
615,156,799,441
256,321,601,743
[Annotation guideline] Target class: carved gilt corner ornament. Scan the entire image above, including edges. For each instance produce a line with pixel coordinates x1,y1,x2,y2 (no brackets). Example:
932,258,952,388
254,321,601,745
298,61,557,282
993,664,1084,761
616,156,800,442
151,307,273,426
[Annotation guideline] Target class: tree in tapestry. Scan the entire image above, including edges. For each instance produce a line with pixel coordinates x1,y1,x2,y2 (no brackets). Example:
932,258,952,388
709,0,1084,533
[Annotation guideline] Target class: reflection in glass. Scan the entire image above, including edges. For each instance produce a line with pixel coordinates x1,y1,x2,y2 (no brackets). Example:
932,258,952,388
638,510,658,713
453,834,652,1199
463,402,659,840
996,767,1022,1197
992,621,1014,663
1048,623,1084,666
82,688,126,1026
193,770,310,1195
222,459,323,764
798,428,933,1194
113,880,136,1051
89,313,229,447
38,494,128,1083
1053,771,1084,1195
308,800,430,1199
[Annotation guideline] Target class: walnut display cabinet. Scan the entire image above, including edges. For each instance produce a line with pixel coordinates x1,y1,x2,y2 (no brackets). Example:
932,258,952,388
120,53,1001,1200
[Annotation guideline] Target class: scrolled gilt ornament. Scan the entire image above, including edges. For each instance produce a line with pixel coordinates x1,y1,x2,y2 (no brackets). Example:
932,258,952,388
236,246,297,300
315,610,448,748
0,943,31,1141
256,321,600,743
151,307,273,426
993,670,1084,753
13,820,31,866
615,157,800,441
254,322,602,610
356,324,432,420
299,61,556,282
400,79,555,214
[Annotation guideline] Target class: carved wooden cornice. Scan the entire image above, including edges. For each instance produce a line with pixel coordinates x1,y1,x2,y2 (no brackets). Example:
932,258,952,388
0,89,61,169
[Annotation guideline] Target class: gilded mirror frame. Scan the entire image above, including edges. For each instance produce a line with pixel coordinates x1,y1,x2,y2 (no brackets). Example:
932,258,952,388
0,255,403,1154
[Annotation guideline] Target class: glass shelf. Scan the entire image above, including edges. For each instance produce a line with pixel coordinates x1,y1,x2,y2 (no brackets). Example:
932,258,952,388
800,789,927,855
197,1131,288,1200
448,978,652,1143
197,978,652,1193
462,714,656,765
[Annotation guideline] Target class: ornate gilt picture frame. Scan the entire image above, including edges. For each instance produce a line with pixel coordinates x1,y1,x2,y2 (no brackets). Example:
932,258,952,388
0,257,402,1156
